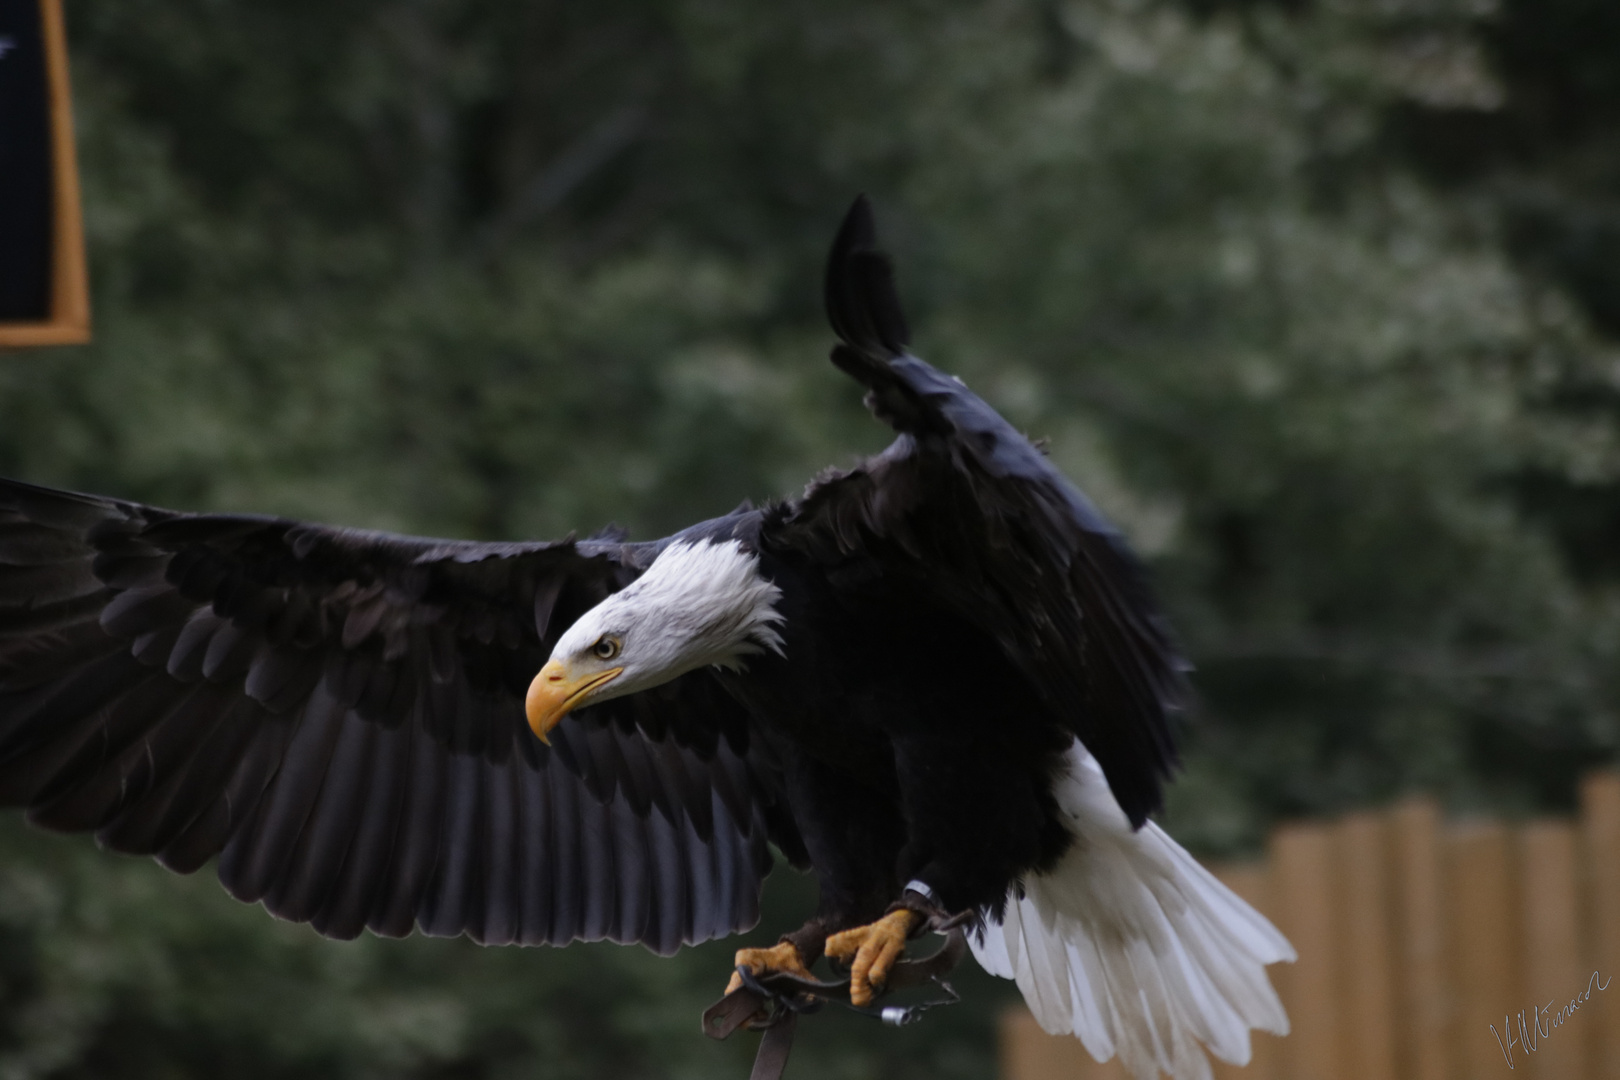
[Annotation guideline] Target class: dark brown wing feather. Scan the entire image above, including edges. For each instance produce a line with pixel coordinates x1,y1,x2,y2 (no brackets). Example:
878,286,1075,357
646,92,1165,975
0,478,794,954
769,196,1188,827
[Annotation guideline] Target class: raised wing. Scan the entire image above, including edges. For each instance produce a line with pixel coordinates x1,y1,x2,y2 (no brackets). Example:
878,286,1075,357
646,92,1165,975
768,197,1187,827
0,479,798,954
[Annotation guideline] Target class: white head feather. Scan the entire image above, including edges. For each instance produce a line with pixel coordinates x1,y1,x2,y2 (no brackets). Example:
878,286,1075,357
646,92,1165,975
547,539,785,703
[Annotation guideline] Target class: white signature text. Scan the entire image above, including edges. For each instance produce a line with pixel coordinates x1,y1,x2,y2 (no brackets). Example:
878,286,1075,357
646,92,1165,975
1491,970,1611,1069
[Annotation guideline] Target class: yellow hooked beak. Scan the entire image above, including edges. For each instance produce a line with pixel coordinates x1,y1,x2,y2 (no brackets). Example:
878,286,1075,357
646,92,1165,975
525,659,623,744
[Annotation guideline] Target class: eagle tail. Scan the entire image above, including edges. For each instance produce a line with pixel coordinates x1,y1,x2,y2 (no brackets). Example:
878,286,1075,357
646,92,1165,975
970,742,1294,1080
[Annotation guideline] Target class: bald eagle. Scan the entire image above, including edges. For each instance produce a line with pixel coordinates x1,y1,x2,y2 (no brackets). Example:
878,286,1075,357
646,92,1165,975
0,200,1291,1079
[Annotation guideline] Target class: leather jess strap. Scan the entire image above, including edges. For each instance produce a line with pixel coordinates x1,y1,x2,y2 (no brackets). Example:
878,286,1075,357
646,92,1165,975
749,1015,797,1080
701,917,971,1080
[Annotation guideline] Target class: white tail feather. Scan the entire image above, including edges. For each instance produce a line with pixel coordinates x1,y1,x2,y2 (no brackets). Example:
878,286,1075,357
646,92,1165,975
971,742,1295,1080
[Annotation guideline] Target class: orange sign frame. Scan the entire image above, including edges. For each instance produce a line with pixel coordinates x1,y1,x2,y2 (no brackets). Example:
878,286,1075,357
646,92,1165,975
0,0,89,347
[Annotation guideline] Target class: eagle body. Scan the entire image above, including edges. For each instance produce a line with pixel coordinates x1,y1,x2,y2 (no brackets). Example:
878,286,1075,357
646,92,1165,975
0,200,1293,1080
734,534,1075,922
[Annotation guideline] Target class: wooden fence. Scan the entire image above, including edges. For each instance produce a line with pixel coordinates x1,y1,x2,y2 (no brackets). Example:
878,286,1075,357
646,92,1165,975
1000,772,1620,1080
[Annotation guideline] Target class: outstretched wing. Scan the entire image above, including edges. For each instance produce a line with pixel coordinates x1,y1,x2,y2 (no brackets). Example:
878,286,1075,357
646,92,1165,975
0,479,797,954
768,196,1187,827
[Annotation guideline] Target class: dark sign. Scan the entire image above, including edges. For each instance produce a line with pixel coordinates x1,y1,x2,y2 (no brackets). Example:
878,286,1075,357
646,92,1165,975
0,0,52,322
0,0,87,347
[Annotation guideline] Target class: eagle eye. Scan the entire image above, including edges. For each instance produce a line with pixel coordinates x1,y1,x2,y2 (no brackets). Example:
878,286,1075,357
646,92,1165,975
592,635,622,661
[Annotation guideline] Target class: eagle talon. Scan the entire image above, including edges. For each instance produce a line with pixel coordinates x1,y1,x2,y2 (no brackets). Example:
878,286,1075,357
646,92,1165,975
725,941,813,997
825,909,919,1006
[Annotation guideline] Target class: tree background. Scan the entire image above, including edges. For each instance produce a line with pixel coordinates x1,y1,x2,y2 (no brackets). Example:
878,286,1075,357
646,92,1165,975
4,0,1620,1076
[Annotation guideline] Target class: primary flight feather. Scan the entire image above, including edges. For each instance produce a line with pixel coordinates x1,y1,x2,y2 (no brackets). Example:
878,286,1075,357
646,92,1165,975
0,198,1291,1079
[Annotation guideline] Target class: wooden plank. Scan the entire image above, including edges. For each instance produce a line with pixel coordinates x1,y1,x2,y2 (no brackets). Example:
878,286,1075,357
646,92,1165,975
1211,863,1278,1080
1270,823,1339,1080
1337,813,1398,1079
1520,820,1588,1079
0,0,89,347
1582,772,1620,1080
1390,797,1450,1080
999,1008,1126,1080
1446,821,1520,1078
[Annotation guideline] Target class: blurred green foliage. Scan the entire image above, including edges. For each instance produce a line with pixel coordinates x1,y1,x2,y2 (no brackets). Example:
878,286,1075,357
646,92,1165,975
4,0,1620,1076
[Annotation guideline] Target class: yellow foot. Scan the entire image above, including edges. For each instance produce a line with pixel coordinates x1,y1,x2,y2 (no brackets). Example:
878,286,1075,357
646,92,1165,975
725,941,813,996
825,909,919,1006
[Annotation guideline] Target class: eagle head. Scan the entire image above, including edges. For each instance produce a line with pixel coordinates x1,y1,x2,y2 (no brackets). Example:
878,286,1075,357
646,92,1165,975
524,539,784,743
